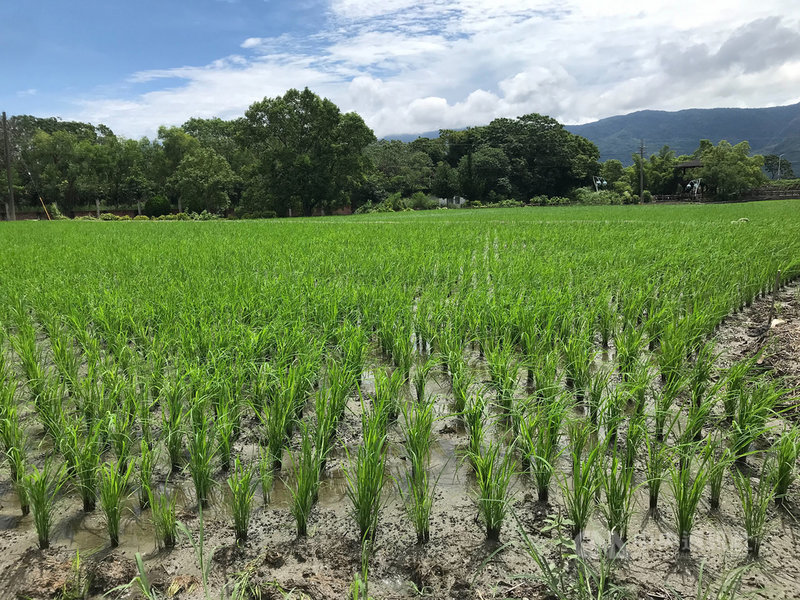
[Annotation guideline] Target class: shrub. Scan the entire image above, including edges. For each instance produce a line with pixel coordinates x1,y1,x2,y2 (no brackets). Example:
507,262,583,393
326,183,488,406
133,215,149,221
144,195,171,218
407,192,438,210
190,210,218,221
49,203,69,220
118,215,132,221
530,195,570,206
574,187,624,205
487,198,524,208
239,210,277,219
99,213,120,221
641,190,653,203
612,181,634,196
175,212,190,221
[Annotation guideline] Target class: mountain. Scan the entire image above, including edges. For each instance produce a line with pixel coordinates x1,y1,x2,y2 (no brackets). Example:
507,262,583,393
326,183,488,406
383,130,440,143
565,103,800,165
384,102,800,168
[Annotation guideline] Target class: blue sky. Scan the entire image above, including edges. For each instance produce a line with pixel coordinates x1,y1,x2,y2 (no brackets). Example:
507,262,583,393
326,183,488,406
3,1,799,138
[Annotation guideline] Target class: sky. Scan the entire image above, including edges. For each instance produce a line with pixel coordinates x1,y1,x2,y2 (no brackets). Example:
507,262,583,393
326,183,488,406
2,0,799,139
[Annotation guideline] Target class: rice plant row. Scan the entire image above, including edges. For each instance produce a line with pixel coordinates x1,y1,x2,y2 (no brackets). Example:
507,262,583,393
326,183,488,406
0,202,799,596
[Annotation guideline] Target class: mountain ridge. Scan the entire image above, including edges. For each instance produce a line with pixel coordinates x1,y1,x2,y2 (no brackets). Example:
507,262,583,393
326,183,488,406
384,102,800,167
565,102,800,165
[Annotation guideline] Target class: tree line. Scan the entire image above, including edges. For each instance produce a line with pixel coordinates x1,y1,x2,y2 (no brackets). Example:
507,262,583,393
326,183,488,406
2,88,784,219
600,141,790,202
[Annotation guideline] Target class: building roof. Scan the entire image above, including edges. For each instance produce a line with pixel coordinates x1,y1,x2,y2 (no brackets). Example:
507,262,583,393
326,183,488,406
675,159,703,169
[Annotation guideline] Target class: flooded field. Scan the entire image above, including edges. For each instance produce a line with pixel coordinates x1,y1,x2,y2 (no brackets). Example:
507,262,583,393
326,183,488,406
0,203,799,599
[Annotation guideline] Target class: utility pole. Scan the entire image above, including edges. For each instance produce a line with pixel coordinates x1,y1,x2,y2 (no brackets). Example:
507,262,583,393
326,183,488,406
639,139,646,198
2,111,16,221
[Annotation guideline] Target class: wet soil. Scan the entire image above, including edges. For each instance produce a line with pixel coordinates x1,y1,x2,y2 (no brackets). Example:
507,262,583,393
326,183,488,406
1,287,799,599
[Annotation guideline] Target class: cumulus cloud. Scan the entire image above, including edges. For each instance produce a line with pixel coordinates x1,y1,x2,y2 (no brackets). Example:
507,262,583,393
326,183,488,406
659,17,800,81
70,1,800,138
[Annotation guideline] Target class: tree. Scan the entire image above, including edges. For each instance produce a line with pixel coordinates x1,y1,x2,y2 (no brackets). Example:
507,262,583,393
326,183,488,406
600,160,625,185
408,136,447,165
168,148,237,214
465,146,511,200
644,145,680,195
242,88,375,216
26,130,88,214
365,140,433,197
482,113,600,199
764,154,794,179
157,127,200,211
699,140,765,201
431,161,458,198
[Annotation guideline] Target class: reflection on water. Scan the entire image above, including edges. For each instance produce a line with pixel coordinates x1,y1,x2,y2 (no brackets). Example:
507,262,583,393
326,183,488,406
0,486,156,555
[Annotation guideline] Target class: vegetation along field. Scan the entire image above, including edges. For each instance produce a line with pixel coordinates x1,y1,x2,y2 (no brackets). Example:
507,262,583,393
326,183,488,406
1,201,800,600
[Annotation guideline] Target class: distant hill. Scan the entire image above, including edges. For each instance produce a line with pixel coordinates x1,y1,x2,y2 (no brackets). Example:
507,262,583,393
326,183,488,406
565,103,800,165
383,130,440,143
384,102,800,168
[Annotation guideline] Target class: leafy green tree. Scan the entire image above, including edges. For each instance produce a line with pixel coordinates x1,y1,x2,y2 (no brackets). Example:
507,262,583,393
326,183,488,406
482,113,600,199
645,145,680,195
466,146,511,200
144,194,171,217
365,140,434,197
181,118,241,167
600,159,625,186
439,128,481,168
693,139,713,159
764,154,794,179
157,127,201,211
431,161,458,198
168,148,237,214
26,130,91,214
699,140,765,201
242,88,375,216
408,137,447,165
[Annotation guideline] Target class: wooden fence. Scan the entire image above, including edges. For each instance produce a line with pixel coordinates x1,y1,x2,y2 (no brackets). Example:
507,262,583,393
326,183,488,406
653,188,800,203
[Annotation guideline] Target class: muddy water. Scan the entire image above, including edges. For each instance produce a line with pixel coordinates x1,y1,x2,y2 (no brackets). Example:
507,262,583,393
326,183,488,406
0,486,156,559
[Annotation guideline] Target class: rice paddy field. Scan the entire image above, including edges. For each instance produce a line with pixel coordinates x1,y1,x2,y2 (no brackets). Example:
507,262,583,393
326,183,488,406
1,201,800,599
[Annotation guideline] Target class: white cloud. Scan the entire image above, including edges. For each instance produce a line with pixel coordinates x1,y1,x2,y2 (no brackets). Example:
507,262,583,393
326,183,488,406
70,1,800,138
